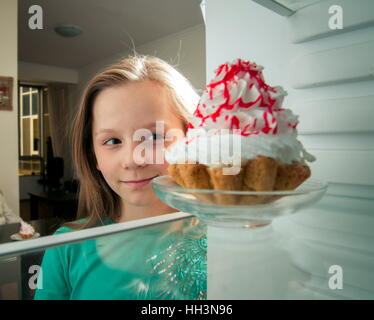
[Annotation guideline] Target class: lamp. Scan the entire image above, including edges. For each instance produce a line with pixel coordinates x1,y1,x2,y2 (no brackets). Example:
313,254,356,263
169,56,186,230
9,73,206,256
54,24,83,37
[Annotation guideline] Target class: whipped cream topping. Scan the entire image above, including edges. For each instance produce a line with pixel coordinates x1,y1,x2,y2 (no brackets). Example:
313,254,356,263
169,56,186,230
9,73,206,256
166,131,315,166
20,220,35,236
166,59,315,166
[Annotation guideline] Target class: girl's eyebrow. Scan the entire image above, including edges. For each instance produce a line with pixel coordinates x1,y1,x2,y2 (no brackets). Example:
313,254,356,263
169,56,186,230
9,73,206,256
94,121,170,136
94,128,116,136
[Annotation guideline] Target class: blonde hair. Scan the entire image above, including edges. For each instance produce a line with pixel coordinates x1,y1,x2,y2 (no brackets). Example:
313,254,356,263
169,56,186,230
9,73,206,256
67,55,199,230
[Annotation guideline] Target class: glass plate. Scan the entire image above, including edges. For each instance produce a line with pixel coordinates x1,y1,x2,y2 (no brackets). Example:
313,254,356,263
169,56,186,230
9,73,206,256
10,232,40,241
152,175,327,228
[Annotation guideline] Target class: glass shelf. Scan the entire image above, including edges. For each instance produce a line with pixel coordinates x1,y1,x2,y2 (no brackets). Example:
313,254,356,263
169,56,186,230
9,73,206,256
0,213,206,300
275,0,324,11
251,0,325,16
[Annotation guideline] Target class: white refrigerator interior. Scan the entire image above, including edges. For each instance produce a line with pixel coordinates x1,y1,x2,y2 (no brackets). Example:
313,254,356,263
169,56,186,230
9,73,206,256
205,0,374,299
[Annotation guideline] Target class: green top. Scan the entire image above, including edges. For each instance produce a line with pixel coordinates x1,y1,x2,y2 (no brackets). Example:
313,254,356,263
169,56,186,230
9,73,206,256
34,217,207,300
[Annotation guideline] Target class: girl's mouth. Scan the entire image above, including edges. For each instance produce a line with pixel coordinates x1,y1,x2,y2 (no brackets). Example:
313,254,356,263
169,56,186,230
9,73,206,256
121,175,158,189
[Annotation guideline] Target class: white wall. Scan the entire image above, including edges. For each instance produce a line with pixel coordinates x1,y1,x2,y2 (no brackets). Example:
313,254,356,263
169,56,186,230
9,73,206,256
0,0,19,216
77,24,206,102
18,61,79,84
132,24,206,91
206,0,374,299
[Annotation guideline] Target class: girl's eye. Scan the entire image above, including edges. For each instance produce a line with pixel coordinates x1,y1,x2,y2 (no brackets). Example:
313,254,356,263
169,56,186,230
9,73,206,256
104,138,121,145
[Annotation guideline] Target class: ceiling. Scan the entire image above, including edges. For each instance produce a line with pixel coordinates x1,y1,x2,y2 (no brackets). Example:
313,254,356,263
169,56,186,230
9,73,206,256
18,0,204,69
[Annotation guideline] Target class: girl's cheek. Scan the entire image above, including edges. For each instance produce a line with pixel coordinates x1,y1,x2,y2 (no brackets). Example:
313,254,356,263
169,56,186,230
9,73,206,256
95,148,114,169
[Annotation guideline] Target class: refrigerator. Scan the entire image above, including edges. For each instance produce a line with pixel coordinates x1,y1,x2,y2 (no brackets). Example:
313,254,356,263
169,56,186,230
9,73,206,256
205,0,374,299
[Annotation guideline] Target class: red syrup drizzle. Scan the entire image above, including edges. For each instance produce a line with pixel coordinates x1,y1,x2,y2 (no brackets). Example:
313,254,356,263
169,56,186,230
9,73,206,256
187,59,299,143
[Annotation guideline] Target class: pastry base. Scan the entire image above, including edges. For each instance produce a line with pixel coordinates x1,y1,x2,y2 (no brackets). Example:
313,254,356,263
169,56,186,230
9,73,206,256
168,156,311,205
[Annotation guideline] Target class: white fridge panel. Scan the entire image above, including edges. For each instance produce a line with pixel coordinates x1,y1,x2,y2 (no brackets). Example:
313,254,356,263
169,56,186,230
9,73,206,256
205,0,374,299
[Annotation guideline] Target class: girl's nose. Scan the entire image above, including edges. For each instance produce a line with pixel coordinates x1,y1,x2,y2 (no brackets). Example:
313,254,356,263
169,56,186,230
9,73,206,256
120,141,147,170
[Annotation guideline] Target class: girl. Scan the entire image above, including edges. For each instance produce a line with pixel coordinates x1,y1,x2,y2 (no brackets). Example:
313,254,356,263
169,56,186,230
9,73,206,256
34,55,207,300
70,54,198,228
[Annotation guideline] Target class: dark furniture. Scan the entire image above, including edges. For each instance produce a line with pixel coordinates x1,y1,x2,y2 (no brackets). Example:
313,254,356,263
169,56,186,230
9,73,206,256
29,191,78,221
0,222,20,244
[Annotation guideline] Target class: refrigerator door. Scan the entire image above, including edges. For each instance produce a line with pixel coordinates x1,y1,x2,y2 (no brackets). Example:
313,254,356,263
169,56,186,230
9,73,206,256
205,0,374,299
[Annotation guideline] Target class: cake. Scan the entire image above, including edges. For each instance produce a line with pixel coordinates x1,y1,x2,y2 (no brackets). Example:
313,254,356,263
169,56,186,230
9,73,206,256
19,220,35,239
166,59,315,205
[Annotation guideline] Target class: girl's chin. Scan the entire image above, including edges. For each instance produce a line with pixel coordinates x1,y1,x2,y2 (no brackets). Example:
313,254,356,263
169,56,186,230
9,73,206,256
121,192,158,207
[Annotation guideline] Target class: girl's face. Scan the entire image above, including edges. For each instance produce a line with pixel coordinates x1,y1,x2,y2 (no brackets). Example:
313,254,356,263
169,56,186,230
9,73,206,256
92,80,184,211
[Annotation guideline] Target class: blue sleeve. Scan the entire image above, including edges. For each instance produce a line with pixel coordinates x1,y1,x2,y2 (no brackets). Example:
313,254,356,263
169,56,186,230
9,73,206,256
34,227,72,300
